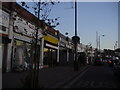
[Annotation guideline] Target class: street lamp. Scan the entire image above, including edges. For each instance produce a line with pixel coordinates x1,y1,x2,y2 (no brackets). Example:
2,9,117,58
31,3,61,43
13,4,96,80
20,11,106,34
98,34,105,62
65,32,69,64
114,41,118,50
72,0,80,71
98,34,105,52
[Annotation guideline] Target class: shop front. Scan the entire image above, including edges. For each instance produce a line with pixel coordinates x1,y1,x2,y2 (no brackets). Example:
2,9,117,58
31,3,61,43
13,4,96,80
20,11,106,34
12,15,43,71
43,35,58,68
59,40,67,66
1,36,11,72
59,40,74,66
67,42,74,66
12,38,31,71
0,9,11,72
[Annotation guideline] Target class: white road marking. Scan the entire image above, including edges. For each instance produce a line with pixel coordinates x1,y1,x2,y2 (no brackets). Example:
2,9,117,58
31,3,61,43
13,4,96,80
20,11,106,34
75,80,118,88
63,67,91,88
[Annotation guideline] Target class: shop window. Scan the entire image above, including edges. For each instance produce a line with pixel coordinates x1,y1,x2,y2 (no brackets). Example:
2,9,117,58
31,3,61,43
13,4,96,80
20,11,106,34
13,40,31,70
0,25,6,32
43,48,49,65
43,48,57,67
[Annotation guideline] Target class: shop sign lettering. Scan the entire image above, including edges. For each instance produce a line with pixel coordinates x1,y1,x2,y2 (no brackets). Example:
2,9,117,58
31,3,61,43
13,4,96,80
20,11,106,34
0,9,9,34
0,9,9,28
14,16,42,37
60,41,66,47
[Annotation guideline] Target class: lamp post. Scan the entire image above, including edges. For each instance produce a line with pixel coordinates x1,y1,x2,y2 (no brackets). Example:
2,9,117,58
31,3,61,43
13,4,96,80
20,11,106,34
98,35,105,52
114,41,118,50
75,0,77,36
98,34,105,60
72,0,80,71
65,32,69,64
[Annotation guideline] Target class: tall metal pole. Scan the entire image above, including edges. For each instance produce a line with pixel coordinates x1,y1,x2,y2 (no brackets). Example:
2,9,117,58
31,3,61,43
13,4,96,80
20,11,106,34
74,0,78,71
99,36,100,52
75,0,77,36
72,0,80,71
96,31,98,49
99,35,105,52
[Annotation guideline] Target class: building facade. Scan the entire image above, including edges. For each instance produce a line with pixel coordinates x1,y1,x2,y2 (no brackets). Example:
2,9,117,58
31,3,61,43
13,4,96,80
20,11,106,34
2,2,44,72
0,7,12,72
58,32,74,66
1,2,95,72
43,26,59,68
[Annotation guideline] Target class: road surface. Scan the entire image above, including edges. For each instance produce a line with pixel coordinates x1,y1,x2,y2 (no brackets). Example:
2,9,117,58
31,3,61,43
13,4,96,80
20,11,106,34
64,65,120,88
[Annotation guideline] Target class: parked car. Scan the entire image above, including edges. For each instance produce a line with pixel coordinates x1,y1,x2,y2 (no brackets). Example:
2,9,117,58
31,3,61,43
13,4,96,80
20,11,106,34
107,59,115,67
108,59,120,67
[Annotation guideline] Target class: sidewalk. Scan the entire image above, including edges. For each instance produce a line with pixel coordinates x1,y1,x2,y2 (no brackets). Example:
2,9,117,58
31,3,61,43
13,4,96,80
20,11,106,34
2,65,90,88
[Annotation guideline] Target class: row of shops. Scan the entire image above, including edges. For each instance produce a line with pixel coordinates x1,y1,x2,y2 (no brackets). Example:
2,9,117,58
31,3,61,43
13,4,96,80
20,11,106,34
1,2,74,72
1,2,95,72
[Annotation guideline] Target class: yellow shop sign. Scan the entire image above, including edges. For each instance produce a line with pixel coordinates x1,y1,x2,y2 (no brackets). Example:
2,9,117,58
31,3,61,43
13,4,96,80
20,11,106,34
44,35,58,45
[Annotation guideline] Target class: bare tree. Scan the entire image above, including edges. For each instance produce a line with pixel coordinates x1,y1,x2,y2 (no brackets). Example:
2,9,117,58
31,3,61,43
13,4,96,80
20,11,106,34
20,0,60,28
18,0,60,88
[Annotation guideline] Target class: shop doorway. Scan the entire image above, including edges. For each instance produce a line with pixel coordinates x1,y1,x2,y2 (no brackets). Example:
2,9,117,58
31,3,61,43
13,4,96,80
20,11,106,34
44,48,57,67
2,44,8,73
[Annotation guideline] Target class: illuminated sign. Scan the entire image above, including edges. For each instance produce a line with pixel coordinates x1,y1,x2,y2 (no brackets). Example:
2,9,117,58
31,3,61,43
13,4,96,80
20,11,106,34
44,35,58,45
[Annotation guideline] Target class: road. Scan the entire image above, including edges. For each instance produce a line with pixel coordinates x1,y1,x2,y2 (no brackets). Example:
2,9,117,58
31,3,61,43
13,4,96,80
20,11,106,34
64,65,120,88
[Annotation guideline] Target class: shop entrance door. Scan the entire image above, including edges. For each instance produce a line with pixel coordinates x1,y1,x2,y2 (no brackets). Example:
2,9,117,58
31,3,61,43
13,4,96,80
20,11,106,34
44,48,57,67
